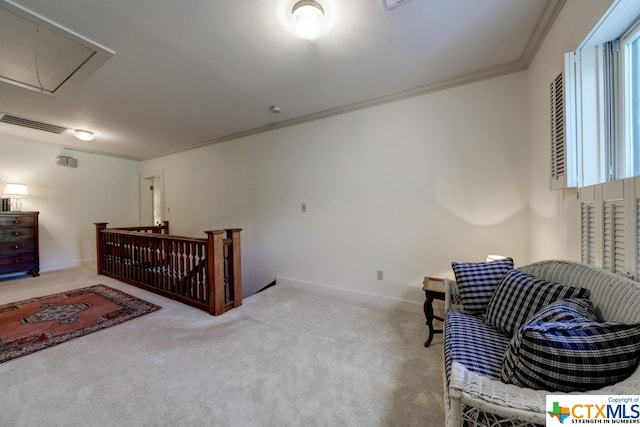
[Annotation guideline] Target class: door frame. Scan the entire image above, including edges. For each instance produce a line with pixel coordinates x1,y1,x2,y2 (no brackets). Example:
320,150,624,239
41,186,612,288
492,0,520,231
140,169,165,226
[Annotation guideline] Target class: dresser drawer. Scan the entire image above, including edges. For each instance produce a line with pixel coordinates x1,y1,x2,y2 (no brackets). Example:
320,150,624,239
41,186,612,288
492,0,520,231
0,254,35,270
0,228,35,242
0,240,34,256
0,215,36,228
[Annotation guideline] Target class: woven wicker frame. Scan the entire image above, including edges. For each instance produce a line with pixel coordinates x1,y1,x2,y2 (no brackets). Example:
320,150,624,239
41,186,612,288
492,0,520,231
443,260,640,427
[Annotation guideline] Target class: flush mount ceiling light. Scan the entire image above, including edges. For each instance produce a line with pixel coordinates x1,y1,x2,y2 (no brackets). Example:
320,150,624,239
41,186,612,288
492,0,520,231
291,0,326,40
74,129,94,141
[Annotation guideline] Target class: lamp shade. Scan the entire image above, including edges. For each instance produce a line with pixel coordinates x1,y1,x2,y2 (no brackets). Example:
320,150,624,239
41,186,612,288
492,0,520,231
3,183,29,197
291,0,326,40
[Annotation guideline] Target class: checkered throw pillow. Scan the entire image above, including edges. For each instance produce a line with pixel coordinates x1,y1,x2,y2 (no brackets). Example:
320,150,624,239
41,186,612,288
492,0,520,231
501,320,640,392
525,298,597,324
451,258,514,315
485,269,590,337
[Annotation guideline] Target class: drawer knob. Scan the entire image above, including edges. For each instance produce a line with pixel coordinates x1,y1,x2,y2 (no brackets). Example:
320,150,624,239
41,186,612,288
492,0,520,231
13,220,19,224
12,231,20,236
13,245,20,250
14,259,20,263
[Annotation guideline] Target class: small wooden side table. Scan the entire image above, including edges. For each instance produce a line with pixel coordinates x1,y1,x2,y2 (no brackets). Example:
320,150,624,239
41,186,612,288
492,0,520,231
423,276,445,347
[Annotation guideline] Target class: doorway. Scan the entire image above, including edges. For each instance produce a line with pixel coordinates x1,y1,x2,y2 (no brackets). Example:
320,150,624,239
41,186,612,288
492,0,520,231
141,171,164,226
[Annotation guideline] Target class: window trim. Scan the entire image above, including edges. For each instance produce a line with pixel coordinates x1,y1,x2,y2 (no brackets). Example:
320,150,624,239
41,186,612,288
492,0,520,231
621,20,640,177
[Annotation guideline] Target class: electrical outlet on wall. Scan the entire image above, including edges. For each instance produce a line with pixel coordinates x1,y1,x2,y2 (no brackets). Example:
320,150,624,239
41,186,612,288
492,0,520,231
377,270,383,280
301,203,307,213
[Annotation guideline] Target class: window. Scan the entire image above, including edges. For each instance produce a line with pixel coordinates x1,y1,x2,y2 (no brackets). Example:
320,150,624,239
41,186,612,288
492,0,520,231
565,3,640,187
571,1,640,277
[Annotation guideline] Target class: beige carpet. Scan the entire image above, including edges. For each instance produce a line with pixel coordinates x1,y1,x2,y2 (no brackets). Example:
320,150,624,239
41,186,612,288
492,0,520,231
0,268,445,426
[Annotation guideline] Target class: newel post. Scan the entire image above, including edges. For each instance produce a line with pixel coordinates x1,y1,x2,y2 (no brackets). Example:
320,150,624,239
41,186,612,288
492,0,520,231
153,220,169,234
206,230,226,315
94,222,108,275
226,228,243,309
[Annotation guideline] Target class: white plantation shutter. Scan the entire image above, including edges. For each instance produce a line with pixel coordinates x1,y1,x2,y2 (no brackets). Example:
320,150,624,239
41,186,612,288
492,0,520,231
581,200,597,265
580,186,599,266
601,180,634,278
603,199,625,273
636,197,640,278
635,177,640,279
551,53,580,190
550,72,566,190
580,179,636,278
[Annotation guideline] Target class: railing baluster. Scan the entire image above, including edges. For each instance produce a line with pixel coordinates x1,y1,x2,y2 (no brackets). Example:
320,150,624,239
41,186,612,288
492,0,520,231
187,241,194,299
197,243,205,302
170,240,176,292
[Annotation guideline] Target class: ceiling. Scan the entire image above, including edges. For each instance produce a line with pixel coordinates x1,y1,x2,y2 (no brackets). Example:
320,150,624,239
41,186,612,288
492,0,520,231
0,0,564,160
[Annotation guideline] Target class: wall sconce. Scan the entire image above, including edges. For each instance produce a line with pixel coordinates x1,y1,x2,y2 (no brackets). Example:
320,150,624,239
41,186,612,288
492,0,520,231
3,183,29,211
291,0,326,40
56,153,78,168
486,254,507,263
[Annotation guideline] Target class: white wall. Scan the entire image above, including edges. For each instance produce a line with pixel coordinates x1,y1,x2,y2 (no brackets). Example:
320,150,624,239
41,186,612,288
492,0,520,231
143,72,531,309
0,134,140,272
526,0,614,261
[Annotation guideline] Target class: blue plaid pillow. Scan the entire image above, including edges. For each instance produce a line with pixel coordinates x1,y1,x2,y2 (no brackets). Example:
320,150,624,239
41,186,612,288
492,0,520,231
485,269,590,337
502,320,640,392
525,298,597,324
451,258,514,315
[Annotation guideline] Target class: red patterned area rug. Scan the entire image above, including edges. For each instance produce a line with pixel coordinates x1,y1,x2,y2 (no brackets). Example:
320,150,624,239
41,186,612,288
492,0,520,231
0,284,160,363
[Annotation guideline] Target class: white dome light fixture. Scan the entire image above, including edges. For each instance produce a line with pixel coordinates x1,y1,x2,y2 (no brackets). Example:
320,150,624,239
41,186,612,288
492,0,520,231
74,129,94,141
291,0,326,40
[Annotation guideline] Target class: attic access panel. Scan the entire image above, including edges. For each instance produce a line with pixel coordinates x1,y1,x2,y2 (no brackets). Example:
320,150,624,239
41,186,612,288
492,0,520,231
0,0,114,95
381,0,411,10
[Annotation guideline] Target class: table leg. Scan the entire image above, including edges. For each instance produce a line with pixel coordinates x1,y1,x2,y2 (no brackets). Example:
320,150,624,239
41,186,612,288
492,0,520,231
424,292,435,347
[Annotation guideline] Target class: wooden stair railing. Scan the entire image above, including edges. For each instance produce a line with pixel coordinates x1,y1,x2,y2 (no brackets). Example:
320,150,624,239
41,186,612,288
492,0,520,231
106,221,170,234
95,222,242,315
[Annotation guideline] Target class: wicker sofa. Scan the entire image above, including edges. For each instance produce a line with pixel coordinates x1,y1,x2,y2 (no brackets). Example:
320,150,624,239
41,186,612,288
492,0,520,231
443,259,640,427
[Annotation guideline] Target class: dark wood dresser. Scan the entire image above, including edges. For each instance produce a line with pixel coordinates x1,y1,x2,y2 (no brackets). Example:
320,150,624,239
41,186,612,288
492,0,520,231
0,211,39,277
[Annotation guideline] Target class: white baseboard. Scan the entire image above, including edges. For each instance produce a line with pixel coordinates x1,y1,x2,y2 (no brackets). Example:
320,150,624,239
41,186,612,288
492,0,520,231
40,262,81,272
40,258,96,273
276,276,424,315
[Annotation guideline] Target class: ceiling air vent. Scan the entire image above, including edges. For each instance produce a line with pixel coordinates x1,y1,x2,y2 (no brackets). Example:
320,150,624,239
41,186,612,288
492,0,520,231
0,113,68,134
